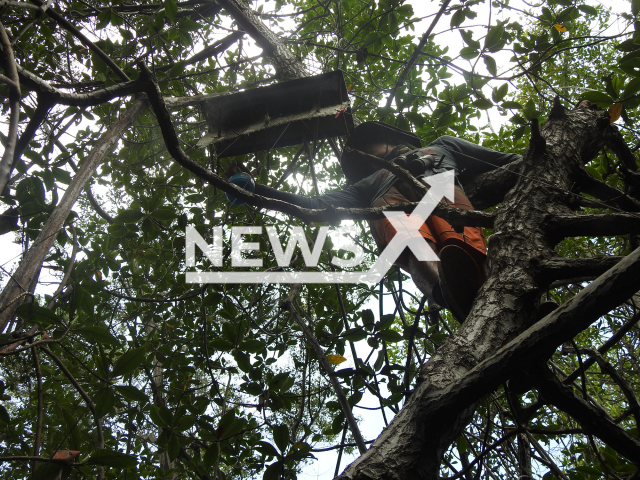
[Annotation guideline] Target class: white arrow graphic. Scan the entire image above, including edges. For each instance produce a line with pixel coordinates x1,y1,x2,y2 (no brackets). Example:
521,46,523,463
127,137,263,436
186,171,455,284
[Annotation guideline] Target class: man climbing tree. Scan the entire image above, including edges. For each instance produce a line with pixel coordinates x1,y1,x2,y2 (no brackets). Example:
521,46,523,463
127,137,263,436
227,121,521,321
2,0,640,479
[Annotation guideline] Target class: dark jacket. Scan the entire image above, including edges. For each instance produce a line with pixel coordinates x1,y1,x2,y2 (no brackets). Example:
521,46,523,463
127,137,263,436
254,135,521,209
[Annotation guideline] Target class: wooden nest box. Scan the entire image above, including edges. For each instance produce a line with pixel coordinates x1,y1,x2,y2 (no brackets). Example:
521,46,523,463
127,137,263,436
196,71,354,157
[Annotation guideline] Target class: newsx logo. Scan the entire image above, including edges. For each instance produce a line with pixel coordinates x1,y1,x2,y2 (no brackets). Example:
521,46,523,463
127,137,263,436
186,224,364,269
185,171,455,284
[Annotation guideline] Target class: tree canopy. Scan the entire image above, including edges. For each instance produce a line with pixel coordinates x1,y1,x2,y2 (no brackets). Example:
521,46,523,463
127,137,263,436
1,0,640,479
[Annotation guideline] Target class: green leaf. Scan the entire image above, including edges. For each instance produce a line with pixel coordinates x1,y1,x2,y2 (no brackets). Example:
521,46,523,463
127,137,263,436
623,77,640,100
263,462,282,480
33,462,64,480
378,330,404,343
361,309,374,324
492,84,508,102
114,209,145,224
152,206,178,222
174,414,196,431
363,33,380,47
483,55,497,75
522,100,540,120
257,441,280,458
342,327,367,342
272,424,290,453
217,410,244,438
149,405,172,428
15,303,63,327
96,9,111,29
167,434,180,461
0,405,10,424
114,385,148,403
577,4,598,15
75,326,120,347
450,9,465,28
582,91,614,107
210,338,234,351
240,339,266,353
112,347,146,377
52,167,72,185
87,449,137,469
472,98,493,109
95,387,117,417
203,444,219,469
165,0,178,22
484,24,505,52
375,314,395,331
459,46,479,60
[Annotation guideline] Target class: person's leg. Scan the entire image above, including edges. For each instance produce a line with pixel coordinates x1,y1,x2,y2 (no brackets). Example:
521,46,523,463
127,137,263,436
424,184,488,321
406,241,444,305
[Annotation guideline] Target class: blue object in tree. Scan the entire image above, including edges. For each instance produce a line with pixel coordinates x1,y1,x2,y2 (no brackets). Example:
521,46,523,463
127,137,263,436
226,172,255,205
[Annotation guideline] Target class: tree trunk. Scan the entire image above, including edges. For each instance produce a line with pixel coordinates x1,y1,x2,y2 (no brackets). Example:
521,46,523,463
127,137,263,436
215,0,307,81
337,102,617,479
0,96,148,332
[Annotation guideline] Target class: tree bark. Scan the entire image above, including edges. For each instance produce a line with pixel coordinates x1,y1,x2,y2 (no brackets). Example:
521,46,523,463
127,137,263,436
0,96,149,332
337,102,620,479
214,0,307,81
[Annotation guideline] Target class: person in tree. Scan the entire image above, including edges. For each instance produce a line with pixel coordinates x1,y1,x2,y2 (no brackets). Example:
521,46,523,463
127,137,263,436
228,122,521,322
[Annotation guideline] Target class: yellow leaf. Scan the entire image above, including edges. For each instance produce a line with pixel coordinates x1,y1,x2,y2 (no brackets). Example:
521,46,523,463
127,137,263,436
553,24,567,32
326,354,347,365
347,84,353,92
167,324,175,329
608,102,623,124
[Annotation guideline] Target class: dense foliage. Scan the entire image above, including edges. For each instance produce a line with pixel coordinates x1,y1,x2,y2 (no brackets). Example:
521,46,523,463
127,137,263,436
1,0,639,479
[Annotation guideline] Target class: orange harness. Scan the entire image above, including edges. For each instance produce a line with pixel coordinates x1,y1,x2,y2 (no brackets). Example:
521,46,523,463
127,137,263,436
369,185,487,269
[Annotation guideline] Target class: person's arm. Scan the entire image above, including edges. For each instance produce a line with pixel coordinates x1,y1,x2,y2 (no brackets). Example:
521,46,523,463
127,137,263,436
226,162,384,210
254,183,358,210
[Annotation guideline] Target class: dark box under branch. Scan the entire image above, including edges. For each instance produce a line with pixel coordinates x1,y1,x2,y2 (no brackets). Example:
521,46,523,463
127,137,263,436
197,71,354,157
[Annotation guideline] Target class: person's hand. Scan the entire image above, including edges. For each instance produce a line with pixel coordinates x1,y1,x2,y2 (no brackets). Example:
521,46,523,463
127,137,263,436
225,161,251,179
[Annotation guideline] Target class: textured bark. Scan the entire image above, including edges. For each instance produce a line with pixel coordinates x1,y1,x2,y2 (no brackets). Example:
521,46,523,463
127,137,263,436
214,0,307,81
462,158,523,209
337,102,620,479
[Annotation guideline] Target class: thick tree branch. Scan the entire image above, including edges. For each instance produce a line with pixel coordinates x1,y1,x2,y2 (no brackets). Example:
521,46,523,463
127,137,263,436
339,242,640,478
0,20,22,194
535,256,623,284
547,212,640,240
17,65,142,106
215,0,306,81
535,366,640,463
606,129,639,173
576,170,640,212
0,96,148,332
462,158,523,209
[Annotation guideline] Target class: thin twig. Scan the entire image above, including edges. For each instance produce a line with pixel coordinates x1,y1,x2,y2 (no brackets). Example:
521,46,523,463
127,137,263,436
283,285,367,454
